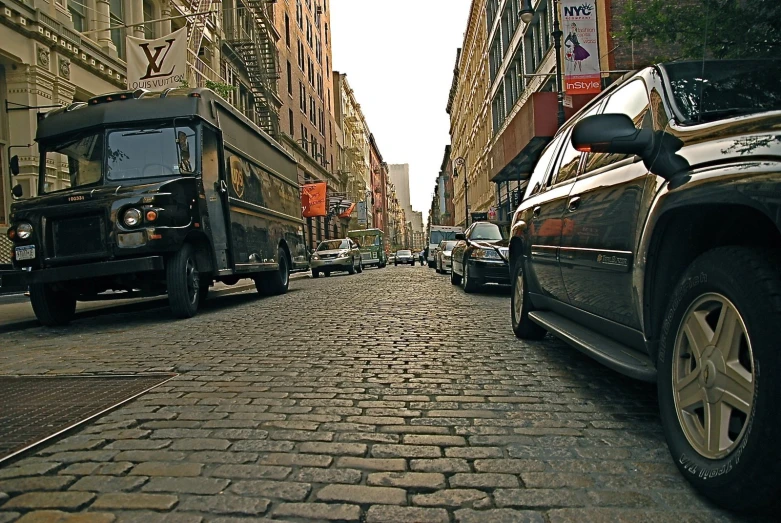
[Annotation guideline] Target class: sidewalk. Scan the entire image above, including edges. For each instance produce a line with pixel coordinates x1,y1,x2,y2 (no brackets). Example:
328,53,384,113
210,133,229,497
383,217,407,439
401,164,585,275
0,273,309,332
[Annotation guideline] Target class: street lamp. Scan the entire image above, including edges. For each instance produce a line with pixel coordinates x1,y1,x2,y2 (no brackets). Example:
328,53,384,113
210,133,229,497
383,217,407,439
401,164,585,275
453,156,469,228
519,0,566,126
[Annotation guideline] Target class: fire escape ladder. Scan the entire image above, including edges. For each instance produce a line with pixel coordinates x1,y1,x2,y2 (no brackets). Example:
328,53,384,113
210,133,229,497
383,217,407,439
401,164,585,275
226,0,280,136
187,0,212,61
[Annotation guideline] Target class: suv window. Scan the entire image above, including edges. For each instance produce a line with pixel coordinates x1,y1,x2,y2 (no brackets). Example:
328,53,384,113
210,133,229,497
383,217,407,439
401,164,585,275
549,103,603,186
583,79,652,174
524,134,564,199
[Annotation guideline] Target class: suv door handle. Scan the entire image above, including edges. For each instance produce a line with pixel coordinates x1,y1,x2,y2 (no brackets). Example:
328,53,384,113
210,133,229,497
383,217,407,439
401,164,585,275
567,197,581,212
532,206,541,218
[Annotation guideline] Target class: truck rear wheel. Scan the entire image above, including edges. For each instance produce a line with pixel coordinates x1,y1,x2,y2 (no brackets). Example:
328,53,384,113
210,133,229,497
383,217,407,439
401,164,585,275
30,283,76,327
256,247,290,296
167,243,200,319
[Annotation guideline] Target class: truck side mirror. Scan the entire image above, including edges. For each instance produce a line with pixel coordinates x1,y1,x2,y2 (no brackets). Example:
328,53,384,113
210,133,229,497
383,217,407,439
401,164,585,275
11,184,23,198
10,155,19,175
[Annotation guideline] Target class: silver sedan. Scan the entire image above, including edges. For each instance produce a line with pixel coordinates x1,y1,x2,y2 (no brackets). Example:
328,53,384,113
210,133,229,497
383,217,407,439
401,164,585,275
436,240,458,274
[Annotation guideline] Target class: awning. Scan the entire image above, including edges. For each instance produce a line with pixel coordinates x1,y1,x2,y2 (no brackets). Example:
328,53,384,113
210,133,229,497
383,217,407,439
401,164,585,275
489,91,595,183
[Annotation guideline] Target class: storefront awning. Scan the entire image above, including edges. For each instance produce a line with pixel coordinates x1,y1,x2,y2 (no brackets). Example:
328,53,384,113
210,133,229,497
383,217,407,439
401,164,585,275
489,91,594,183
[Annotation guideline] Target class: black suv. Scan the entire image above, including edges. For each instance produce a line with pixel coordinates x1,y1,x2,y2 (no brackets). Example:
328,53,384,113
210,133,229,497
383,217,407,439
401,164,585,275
509,60,781,511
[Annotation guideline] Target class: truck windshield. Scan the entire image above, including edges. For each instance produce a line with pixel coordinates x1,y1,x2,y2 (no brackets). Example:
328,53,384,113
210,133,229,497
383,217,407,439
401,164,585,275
430,230,459,245
42,132,105,193
107,126,197,181
350,234,380,247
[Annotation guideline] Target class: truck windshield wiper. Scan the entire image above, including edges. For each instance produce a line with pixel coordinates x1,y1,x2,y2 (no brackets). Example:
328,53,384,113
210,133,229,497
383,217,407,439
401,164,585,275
121,130,163,136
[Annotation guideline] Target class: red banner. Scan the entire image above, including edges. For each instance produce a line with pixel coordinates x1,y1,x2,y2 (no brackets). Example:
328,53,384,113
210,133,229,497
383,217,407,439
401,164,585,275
338,203,356,219
302,182,327,218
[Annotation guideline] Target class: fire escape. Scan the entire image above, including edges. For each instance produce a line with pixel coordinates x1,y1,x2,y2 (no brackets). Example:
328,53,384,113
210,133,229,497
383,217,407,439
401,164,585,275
224,0,281,137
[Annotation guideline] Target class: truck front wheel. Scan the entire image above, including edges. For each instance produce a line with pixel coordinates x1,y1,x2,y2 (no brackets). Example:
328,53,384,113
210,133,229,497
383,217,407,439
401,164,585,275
30,283,76,327
167,243,200,319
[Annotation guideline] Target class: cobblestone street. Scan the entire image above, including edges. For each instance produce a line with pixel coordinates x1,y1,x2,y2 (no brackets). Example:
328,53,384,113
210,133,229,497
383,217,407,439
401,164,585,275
0,266,751,522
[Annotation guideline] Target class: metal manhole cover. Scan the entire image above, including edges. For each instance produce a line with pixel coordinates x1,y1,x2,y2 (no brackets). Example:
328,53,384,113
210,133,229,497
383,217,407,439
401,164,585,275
0,374,174,465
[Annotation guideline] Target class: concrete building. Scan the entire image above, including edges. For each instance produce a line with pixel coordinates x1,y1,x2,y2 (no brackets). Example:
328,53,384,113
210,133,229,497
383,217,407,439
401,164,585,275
388,163,423,233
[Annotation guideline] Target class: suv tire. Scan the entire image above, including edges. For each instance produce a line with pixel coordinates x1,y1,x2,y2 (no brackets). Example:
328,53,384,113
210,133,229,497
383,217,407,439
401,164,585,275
348,257,356,275
463,258,478,293
30,283,76,327
511,258,546,340
167,243,201,318
657,247,781,512
357,259,363,273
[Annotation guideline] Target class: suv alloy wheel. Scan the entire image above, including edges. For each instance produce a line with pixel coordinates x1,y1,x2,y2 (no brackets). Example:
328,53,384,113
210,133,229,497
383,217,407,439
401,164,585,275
657,247,781,511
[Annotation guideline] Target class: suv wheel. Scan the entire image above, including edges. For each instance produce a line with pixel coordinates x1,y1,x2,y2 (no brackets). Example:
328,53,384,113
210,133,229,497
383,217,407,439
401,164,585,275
511,259,546,340
657,247,781,511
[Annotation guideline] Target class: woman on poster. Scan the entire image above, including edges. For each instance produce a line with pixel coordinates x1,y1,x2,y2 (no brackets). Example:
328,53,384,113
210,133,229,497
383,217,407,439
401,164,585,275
564,22,590,72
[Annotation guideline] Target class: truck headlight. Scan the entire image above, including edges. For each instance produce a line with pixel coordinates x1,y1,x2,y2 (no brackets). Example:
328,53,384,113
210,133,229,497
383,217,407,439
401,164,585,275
123,208,142,227
16,222,33,240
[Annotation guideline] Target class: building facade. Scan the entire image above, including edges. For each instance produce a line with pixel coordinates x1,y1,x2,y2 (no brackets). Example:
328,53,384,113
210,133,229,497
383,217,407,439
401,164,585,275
333,71,372,231
369,134,387,233
446,1,492,229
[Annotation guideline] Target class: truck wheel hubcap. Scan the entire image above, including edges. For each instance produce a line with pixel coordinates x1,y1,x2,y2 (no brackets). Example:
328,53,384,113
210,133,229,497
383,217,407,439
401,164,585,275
513,271,524,323
672,293,755,459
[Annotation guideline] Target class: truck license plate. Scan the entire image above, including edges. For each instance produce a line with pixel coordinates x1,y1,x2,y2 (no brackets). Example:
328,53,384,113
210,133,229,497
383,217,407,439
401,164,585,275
15,245,35,261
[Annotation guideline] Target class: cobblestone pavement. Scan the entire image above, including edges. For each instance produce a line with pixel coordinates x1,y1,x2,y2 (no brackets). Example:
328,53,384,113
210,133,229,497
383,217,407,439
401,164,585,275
0,266,754,522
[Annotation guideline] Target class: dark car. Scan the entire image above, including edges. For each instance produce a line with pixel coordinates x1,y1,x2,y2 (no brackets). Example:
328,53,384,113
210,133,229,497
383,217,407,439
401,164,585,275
450,222,510,292
508,59,781,511
394,249,415,265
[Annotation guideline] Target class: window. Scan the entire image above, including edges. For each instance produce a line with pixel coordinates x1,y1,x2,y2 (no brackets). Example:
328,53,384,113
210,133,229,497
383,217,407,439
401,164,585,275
297,40,305,70
310,97,317,124
306,18,313,47
325,22,329,44
143,0,155,39
289,109,294,136
285,13,291,47
296,0,303,28
287,61,293,95
109,0,125,58
299,82,306,113
584,80,652,173
69,0,86,32
525,135,560,199
491,89,506,134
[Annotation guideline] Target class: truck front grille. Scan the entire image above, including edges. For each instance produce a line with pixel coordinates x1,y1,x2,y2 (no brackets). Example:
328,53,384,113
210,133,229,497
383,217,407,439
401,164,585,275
51,215,106,258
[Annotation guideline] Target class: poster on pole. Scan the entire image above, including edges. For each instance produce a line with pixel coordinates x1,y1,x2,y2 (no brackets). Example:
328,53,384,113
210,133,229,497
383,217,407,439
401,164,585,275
357,201,368,226
560,1,601,95
302,182,327,217
127,27,188,90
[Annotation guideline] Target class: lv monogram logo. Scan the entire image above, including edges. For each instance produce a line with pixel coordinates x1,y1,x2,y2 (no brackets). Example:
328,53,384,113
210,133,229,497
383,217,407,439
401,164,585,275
139,38,176,80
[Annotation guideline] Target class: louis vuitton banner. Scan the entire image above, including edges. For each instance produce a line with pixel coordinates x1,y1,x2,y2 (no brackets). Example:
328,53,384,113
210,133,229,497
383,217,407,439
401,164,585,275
126,27,188,90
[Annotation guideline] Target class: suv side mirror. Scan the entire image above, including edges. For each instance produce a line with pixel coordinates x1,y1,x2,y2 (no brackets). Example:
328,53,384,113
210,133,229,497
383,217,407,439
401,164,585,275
10,155,19,175
11,184,23,198
571,114,653,157
455,233,466,241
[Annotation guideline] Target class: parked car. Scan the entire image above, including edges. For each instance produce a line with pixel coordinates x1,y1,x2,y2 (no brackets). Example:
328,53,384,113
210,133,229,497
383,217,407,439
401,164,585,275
310,239,362,277
508,59,781,511
450,222,510,292
388,253,395,264
394,250,415,265
435,240,458,274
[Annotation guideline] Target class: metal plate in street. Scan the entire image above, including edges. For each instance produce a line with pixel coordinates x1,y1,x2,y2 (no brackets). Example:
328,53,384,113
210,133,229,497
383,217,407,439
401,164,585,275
0,374,174,465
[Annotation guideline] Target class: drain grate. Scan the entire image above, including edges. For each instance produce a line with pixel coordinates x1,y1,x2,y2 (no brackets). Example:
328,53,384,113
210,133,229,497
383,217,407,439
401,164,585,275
0,374,174,465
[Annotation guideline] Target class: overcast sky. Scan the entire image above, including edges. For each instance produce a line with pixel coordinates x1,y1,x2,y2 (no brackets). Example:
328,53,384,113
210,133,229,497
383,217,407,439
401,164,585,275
330,0,472,225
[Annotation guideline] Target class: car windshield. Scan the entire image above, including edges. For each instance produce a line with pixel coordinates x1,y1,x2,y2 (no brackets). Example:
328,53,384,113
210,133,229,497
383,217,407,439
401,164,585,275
663,60,781,124
106,125,197,181
318,240,350,251
469,223,505,240
397,250,411,256
42,132,105,193
440,241,457,251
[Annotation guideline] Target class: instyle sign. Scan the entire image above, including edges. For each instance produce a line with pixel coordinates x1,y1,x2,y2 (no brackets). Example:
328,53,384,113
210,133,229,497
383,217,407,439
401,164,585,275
127,28,188,90
560,0,601,95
